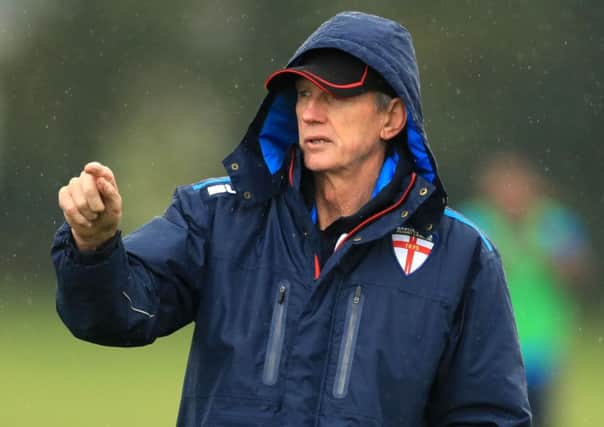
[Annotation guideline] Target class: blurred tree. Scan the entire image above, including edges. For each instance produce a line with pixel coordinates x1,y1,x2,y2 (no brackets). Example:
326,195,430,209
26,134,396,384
0,0,602,300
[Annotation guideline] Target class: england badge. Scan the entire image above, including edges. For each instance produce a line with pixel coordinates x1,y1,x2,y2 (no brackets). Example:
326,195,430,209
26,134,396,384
392,229,434,275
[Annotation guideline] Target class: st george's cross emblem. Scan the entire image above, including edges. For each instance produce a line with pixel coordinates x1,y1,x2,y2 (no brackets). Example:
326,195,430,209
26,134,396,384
392,228,434,275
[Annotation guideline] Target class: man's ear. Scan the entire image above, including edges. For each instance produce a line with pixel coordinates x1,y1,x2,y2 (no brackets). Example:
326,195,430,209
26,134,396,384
380,98,407,141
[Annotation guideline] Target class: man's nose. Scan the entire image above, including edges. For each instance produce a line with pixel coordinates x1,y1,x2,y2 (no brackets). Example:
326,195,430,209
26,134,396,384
300,98,326,124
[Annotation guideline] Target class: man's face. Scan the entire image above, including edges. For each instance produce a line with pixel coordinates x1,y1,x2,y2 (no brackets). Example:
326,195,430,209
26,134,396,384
295,78,387,175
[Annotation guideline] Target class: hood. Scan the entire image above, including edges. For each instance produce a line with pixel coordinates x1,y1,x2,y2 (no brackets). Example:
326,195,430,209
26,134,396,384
223,11,445,203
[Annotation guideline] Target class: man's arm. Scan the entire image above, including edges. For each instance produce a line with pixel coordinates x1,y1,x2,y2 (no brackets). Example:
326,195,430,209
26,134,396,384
53,162,204,346
426,248,532,426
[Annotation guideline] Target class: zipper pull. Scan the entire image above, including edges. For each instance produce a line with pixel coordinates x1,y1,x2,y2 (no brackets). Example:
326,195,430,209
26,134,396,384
278,284,287,304
353,286,362,304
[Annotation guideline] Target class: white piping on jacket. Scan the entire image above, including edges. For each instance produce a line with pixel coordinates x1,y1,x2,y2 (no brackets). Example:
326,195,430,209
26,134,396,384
122,291,156,318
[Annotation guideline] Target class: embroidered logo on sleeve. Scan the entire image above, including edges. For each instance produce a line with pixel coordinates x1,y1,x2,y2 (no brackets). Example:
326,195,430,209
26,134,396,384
392,230,434,275
207,183,236,196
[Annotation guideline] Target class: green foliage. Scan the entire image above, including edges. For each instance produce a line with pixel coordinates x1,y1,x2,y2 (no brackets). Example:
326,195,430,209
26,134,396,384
2,0,603,272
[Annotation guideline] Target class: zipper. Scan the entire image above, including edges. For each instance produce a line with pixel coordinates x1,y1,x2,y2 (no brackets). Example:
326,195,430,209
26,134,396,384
333,285,364,398
262,280,290,386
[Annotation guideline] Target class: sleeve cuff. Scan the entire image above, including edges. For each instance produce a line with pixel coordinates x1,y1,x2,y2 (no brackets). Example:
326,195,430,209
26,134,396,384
60,223,123,265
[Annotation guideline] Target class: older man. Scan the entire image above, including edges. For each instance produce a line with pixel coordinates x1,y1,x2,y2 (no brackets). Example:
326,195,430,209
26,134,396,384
53,11,531,426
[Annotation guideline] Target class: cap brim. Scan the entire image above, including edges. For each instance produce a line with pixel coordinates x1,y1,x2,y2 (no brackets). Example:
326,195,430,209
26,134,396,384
265,65,369,98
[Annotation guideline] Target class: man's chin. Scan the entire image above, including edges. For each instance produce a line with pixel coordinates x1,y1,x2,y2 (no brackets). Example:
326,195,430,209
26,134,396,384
302,160,335,174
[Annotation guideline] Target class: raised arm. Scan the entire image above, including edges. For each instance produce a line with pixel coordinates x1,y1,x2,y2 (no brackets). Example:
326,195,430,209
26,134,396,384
53,162,205,347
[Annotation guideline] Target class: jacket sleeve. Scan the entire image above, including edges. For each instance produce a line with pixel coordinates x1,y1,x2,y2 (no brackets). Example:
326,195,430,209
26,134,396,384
426,246,532,426
52,187,209,347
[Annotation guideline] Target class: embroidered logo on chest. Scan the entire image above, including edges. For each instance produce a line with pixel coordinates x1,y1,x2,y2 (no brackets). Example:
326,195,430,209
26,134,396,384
392,228,434,275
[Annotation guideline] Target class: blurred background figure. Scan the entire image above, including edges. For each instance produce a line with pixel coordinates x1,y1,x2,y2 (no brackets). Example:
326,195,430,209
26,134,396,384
461,151,593,427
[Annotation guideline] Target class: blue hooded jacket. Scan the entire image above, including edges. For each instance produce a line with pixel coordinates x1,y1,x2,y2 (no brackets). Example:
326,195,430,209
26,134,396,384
52,11,531,426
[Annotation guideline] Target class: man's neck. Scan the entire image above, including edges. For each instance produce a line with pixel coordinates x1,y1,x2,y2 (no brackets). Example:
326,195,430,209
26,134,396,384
313,156,384,231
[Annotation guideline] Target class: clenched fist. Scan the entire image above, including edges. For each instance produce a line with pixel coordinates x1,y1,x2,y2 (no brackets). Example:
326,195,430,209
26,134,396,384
58,162,122,252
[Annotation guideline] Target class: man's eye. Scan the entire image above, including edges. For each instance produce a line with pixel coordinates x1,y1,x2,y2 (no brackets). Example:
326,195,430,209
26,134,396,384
297,90,310,98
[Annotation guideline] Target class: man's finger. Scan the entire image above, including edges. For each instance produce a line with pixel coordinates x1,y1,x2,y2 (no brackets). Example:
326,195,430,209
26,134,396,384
58,186,71,212
59,188,93,229
67,177,99,222
96,177,122,213
80,171,105,213
83,162,119,191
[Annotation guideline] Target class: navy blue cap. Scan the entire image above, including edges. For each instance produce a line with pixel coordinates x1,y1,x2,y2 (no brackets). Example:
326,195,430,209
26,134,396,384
265,49,395,98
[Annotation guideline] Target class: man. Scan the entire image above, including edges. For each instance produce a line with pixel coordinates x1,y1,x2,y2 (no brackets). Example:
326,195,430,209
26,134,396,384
462,152,591,426
53,11,531,426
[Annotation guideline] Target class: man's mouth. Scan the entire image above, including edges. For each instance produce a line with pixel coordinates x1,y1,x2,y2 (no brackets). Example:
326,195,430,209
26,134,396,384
305,137,331,145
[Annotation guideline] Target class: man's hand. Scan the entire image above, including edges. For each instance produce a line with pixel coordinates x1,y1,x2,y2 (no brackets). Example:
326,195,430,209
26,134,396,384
58,162,122,252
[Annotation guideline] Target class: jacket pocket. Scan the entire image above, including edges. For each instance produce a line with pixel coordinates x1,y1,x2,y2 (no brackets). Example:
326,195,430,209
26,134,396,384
333,285,364,399
262,280,290,386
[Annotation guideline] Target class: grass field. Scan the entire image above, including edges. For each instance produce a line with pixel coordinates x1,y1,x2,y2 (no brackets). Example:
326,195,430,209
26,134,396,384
1,279,602,426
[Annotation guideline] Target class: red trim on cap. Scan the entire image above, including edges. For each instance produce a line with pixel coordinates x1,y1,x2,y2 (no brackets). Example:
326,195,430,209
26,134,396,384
300,65,368,89
266,69,336,96
265,65,369,93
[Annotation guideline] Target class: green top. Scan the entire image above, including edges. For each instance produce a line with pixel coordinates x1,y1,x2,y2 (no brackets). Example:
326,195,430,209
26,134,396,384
462,198,583,371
